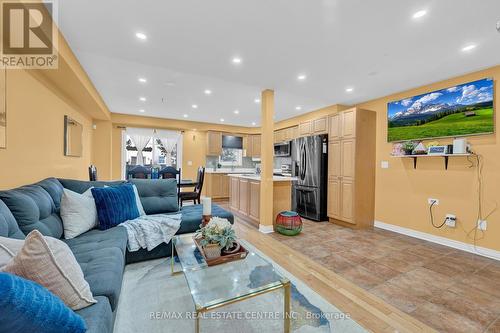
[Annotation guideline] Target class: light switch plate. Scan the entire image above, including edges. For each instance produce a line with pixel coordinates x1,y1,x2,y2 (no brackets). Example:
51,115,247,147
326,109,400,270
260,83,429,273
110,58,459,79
381,161,389,169
187,161,193,166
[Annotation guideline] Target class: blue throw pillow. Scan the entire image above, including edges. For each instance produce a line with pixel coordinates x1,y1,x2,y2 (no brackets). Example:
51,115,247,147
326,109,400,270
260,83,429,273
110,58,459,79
91,183,140,230
0,272,87,333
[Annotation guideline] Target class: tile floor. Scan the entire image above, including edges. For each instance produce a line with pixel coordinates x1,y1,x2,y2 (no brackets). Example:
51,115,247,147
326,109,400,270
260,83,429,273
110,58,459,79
265,219,500,333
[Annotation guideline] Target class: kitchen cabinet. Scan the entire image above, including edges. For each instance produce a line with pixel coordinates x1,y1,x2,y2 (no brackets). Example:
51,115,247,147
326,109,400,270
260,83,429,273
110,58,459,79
248,181,260,221
238,179,249,215
327,108,376,229
203,173,230,199
298,121,312,136
229,177,240,210
206,131,222,156
250,134,261,158
274,130,286,143
312,117,328,134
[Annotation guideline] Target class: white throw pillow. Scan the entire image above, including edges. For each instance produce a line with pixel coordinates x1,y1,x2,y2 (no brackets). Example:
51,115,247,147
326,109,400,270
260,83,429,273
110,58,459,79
132,184,146,216
0,236,24,269
2,230,97,310
60,188,98,239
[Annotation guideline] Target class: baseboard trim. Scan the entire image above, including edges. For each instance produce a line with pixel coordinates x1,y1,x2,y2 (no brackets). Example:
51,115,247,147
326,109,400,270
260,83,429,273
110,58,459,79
258,224,274,234
374,220,500,261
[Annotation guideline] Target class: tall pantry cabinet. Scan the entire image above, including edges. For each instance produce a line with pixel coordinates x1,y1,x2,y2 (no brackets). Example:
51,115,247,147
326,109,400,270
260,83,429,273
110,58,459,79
327,108,376,228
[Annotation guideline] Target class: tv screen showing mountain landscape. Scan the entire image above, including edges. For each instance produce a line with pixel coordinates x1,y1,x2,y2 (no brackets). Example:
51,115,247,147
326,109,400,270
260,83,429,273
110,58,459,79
387,78,494,142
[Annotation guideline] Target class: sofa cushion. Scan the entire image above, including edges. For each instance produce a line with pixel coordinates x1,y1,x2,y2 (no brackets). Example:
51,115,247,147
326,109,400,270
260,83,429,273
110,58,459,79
0,272,87,333
64,226,128,257
75,296,113,333
0,200,25,239
179,204,234,234
73,246,125,310
129,178,179,214
58,178,126,194
36,178,64,212
92,184,140,230
0,184,63,238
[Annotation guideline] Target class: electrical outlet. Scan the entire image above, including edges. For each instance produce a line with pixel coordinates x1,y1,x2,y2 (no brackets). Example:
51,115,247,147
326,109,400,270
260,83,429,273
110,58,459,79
381,161,389,169
445,214,456,228
428,198,439,205
477,219,487,231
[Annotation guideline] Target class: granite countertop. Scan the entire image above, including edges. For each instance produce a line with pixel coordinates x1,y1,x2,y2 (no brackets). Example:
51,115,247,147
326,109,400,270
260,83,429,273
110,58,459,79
228,174,297,182
205,168,283,174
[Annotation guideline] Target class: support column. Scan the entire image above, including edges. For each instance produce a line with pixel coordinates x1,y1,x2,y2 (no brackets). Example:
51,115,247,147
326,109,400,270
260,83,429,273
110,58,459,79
259,89,274,233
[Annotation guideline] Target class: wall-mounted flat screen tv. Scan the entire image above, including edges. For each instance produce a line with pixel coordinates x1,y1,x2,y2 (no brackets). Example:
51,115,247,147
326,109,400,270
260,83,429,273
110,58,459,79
387,78,494,142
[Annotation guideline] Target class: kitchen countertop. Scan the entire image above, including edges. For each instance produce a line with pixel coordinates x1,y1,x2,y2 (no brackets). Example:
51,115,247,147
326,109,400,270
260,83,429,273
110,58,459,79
228,174,297,182
205,168,282,174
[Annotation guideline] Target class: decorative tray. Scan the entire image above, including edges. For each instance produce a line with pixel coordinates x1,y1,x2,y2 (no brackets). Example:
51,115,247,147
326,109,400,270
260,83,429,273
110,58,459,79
193,237,249,267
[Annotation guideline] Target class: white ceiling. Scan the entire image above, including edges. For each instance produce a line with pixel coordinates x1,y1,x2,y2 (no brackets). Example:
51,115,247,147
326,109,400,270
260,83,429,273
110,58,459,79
57,0,500,127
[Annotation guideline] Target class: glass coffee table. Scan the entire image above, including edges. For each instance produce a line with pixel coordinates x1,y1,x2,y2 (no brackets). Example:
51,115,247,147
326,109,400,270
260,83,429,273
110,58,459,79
171,233,291,333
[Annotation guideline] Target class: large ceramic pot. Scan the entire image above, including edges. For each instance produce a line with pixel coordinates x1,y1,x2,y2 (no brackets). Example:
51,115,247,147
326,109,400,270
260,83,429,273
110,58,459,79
275,211,303,236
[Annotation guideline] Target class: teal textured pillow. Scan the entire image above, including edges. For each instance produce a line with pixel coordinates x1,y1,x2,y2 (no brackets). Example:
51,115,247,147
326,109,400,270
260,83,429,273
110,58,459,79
91,183,140,230
0,272,87,333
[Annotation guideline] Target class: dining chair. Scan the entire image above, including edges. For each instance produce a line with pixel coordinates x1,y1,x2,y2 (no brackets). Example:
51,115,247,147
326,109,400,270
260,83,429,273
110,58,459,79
160,166,180,181
127,165,151,179
179,167,205,207
88,165,98,181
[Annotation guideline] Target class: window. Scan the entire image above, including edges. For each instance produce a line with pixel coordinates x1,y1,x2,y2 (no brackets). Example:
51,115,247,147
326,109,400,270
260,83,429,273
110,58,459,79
219,148,243,166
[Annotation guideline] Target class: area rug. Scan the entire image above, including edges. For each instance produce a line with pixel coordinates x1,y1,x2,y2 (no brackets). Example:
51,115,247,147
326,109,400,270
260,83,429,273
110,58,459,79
114,241,367,333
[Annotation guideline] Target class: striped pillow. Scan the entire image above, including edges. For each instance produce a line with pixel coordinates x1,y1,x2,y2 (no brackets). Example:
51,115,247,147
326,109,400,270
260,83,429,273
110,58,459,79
91,184,140,230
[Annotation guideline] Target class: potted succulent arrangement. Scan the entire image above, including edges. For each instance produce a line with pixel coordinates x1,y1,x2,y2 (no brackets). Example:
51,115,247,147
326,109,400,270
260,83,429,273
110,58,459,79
195,217,239,259
402,141,416,155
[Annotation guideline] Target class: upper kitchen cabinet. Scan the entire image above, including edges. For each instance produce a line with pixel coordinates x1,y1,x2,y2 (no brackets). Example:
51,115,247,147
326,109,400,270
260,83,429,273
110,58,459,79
244,134,261,158
298,121,312,136
251,134,261,158
298,116,328,137
206,131,222,156
312,117,328,134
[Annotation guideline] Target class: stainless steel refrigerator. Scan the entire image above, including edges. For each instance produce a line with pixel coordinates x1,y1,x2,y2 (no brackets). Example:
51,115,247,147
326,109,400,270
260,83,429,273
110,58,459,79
291,134,328,221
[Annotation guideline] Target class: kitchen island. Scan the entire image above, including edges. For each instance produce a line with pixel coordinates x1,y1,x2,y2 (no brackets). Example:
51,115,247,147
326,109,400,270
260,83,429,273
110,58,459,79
228,174,296,228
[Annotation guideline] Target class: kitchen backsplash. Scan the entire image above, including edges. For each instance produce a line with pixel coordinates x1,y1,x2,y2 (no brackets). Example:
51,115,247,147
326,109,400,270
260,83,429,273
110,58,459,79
205,155,291,170
205,156,258,169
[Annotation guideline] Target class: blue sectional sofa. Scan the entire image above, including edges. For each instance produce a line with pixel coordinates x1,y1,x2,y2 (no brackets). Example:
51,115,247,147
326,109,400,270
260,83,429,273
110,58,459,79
0,177,234,333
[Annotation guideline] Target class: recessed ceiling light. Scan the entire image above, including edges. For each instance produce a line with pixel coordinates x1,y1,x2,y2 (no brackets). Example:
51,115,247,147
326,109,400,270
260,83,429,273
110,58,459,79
191,104,198,109
232,57,242,64
135,32,147,40
139,109,145,113
204,89,212,95
412,10,427,19
220,118,225,122
297,74,307,81
139,97,146,102
345,87,354,92
138,77,147,83
233,110,239,114
254,98,260,103
252,122,256,126
183,114,188,118
295,106,302,111
461,44,477,52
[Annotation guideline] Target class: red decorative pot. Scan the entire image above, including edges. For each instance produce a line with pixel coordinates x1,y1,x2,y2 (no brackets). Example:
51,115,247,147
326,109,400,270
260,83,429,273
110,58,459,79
275,211,302,236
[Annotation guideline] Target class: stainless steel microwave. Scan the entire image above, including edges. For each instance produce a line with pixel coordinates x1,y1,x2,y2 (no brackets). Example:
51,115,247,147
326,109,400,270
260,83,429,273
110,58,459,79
274,141,291,157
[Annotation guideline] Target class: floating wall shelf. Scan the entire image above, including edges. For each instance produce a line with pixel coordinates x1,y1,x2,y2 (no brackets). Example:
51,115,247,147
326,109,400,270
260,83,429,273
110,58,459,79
392,153,473,170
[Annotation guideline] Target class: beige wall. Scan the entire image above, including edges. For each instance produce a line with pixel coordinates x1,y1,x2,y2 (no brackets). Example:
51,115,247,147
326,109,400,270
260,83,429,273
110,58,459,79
0,70,93,189
357,65,500,251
